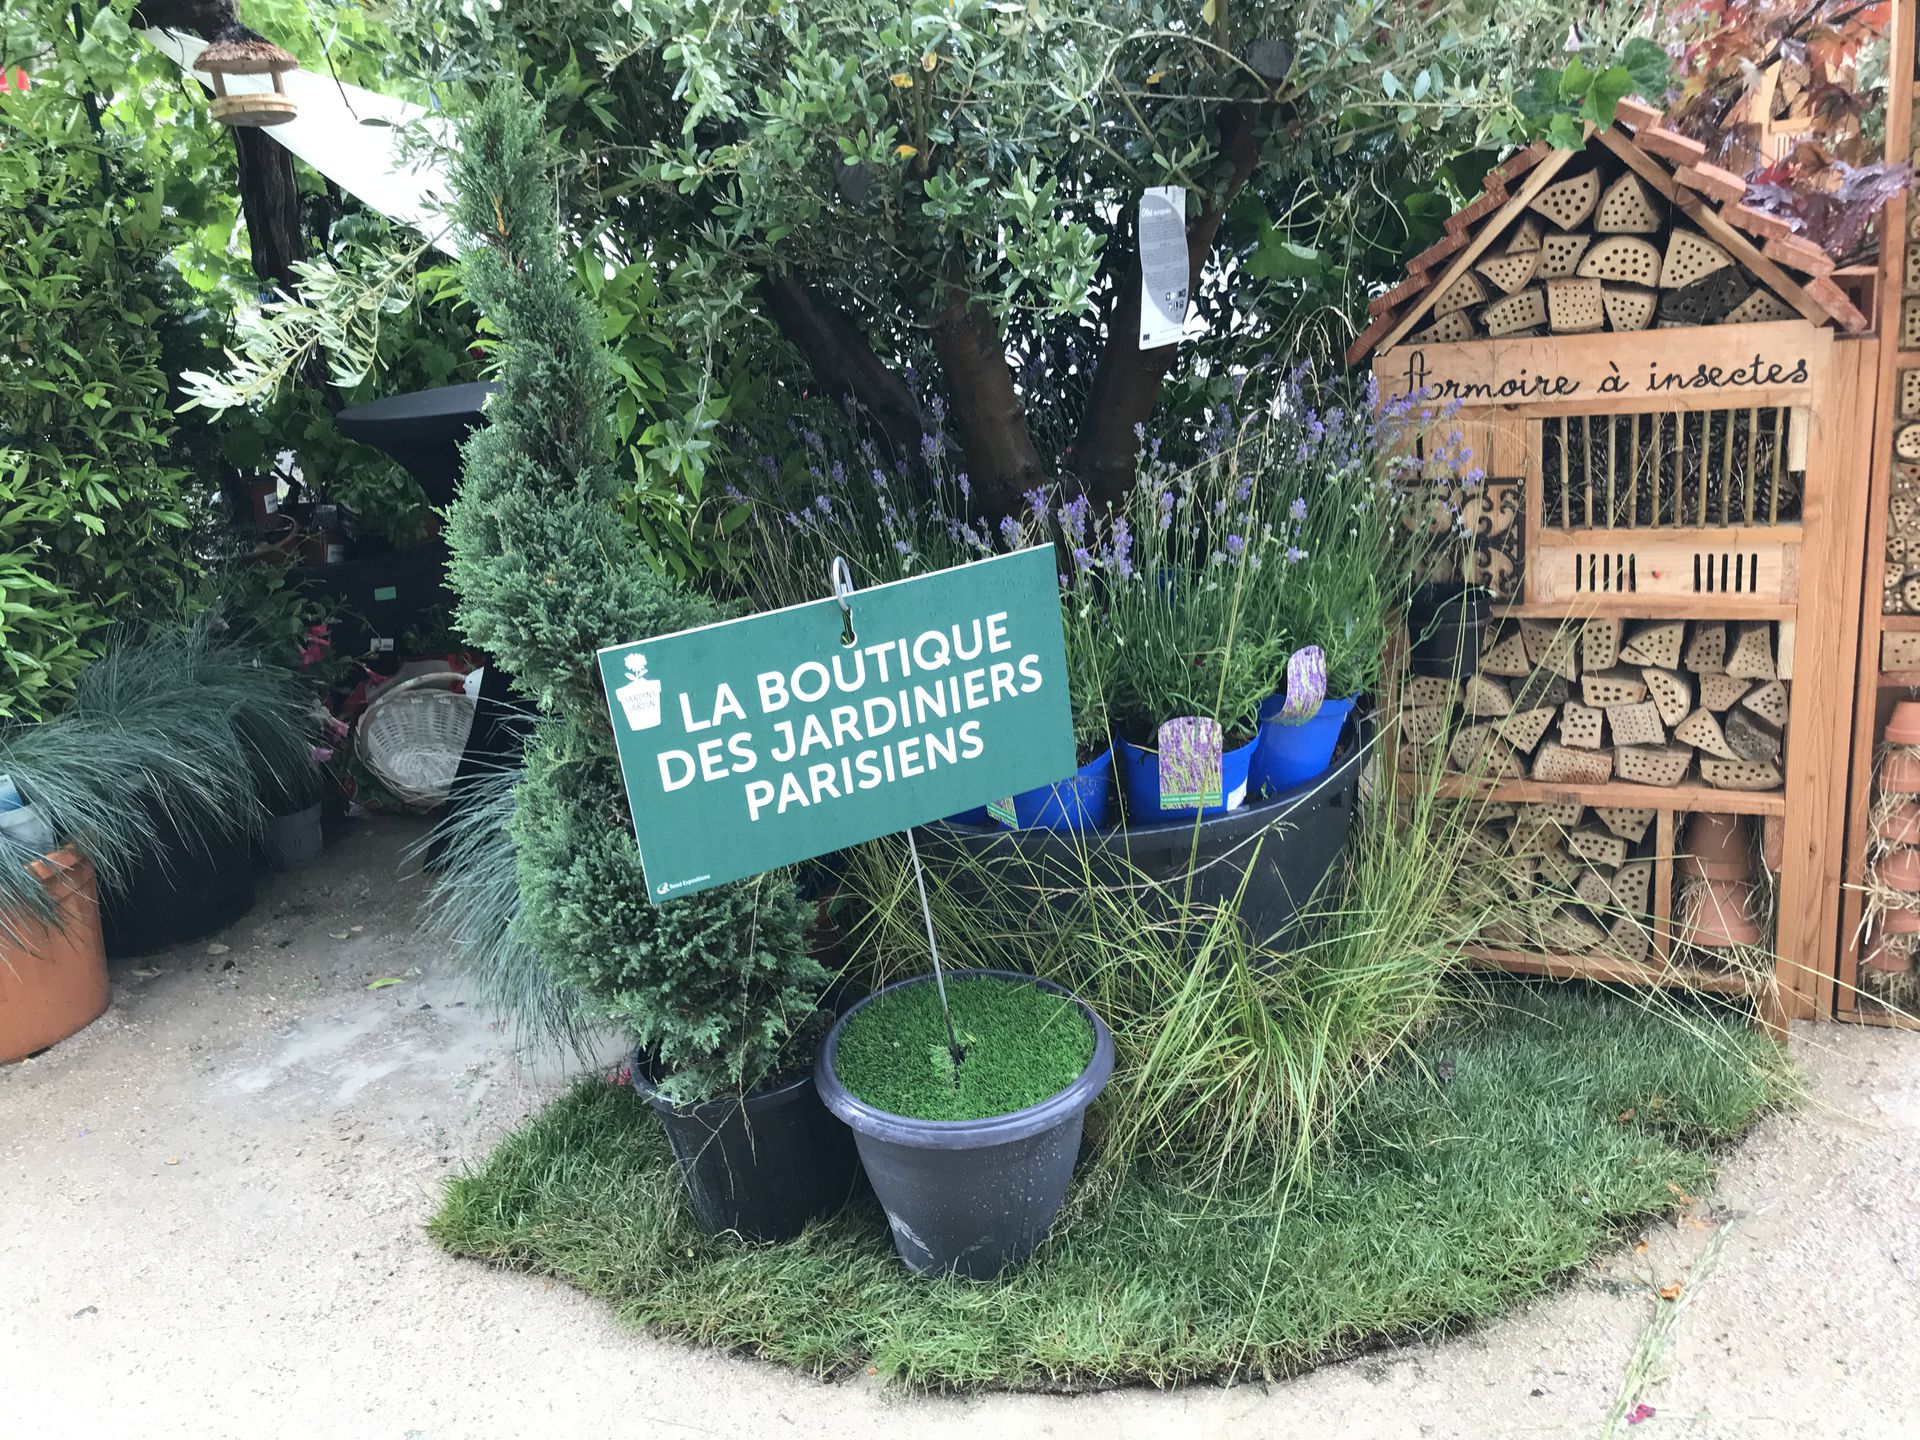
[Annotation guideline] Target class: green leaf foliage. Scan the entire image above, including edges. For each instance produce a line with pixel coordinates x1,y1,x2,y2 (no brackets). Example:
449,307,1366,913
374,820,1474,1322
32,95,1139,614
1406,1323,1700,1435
444,91,826,1101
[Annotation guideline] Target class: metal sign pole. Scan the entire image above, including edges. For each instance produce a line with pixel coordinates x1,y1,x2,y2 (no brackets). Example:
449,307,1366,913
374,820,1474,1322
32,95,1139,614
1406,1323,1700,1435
831,558,963,1068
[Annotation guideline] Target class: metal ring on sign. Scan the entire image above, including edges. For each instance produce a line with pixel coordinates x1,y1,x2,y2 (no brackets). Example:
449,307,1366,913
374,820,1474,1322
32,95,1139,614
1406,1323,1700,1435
830,556,855,613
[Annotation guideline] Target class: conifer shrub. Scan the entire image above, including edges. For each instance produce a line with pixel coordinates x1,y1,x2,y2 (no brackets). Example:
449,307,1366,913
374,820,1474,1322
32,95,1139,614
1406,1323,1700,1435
445,90,825,1102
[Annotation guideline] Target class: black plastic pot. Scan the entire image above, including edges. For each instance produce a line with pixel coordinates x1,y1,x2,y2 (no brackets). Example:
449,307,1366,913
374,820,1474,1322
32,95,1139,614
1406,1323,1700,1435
816,969,1114,1279
101,807,256,959
1406,584,1492,679
919,709,1372,949
632,1060,861,1242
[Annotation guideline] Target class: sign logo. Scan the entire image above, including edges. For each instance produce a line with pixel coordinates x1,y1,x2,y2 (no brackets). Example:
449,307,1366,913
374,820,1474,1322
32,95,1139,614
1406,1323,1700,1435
615,653,663,732
597,548,1076,903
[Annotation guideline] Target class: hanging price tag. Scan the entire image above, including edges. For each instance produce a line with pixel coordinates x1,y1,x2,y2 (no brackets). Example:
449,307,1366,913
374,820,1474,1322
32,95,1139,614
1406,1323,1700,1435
1137,185,1190,350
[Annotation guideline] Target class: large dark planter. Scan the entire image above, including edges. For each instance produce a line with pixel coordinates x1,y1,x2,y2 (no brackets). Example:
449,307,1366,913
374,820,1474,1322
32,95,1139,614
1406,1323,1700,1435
100,807,256,959
920,709,1372,949
632,1060,861,1241
816,969,1114,1279
1406,584,1492,679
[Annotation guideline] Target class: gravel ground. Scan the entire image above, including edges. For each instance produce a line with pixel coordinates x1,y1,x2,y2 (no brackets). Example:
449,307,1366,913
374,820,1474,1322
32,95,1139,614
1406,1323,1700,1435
3,817,1916,1439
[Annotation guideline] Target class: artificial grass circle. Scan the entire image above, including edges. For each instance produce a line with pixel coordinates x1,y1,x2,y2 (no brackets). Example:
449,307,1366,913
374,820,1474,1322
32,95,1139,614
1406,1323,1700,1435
832,974,1095,1121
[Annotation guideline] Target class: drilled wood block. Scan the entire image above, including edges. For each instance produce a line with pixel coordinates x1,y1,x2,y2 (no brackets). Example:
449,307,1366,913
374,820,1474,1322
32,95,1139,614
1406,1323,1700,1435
1418,309,1477,345
1559,701,1606,749
1659,267,1749,325
1902,370,1920,420
1510,809,1573,856
1595,171,1661,233
1725,621,1776,680
1699,672,1751,712
1676,708,1738,759
1483,286,1548,337
1479,627,1532,678
1700,756,1783,791
1494,706,1557,753
1581,618,1622,674
1533,742,1614,784
1477,249,1540,295
1568,828,1631,868
1536,846,1580,894
1520,620,1580,679
1396,735,1446,773
1620,621,1685,669
1661,229,1733,288
1433,270,1488,317
1883,633,1920,670
1548,277,1607,333
1540,907,1609,954
1612,860,1654,915
1513,670,1572,712
1740,678,1789,725
1606,699,1667,748
1531,171,1601,230
1725,708,1782,763
1723,290,1796,325
1578,235,1663,287
1614,743,1692,787
1683,622,1727,675
1602,285,1657,331
1576,869,1616,909
1398,705,1451,745
1463,673,1514,718
1641,668,1693,728
1582,668,1649,707
1536,232,1592,280
1448,724,1524,779
1604,912,1652,964
1594,806,1656,844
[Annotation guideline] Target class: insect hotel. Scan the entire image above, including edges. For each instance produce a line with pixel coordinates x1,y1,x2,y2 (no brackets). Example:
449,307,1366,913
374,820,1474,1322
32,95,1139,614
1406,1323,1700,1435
1351,107,1878,1031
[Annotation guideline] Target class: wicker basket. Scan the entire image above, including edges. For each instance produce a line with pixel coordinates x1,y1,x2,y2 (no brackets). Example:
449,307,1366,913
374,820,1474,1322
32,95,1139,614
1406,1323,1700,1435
354,673,476,808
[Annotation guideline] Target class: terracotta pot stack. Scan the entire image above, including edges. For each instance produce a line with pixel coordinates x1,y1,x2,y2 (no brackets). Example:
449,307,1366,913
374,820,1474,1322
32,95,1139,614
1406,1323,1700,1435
1676,813,1761,949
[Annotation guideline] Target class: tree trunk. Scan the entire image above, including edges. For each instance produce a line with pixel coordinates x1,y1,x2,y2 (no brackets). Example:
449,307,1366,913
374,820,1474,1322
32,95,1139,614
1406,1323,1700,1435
1071,104,1267,508
757,272,930,464
931,295,1048,518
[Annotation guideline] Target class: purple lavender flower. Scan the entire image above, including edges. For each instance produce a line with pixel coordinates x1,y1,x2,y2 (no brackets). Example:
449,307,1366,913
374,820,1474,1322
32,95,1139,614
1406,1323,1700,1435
1024,486,1052,525
929,395,947,423
1109,516,1134,580
957,471,971,498
802,427,824,453
814,495,832,514
998,515,1020,546
829,460,845,484
724,483,746,502
920,431,940,462
1060,494,1091,545
1071,545,1093,572
1225,533,1245,557
1289,496,1308,522
1132,421,1146,442
1286,545,1306,563
894,538,912,556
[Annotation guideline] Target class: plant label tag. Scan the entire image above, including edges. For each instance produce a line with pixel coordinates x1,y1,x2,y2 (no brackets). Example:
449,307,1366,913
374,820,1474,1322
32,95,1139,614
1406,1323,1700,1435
1138,185,1190,349
1277,645,1328,724
373,585,398,602
598,547,1076,903
987,795,1017,828
1157,716,1222,809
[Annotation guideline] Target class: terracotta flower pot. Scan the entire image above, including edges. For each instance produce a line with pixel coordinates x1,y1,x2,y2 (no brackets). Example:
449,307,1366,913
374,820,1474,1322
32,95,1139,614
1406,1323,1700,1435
1882,905,1920,935
1878,848,1920,893
0,849,109,1064
1887,700,1920,747
1678,813,1752,881
1680,879,1760,949
1762,814,1785,872
1864,936,1912,973
1877,802,1920,847
1883,749,1920,793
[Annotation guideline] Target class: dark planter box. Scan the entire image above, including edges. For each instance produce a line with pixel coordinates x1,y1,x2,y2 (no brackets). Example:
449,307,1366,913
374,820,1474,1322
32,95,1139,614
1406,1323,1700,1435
101,807,257,959
918,710,1372,948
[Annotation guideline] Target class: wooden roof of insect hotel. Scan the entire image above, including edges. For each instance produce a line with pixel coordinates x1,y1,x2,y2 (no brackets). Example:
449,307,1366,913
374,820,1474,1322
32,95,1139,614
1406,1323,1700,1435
1347,98,1869,367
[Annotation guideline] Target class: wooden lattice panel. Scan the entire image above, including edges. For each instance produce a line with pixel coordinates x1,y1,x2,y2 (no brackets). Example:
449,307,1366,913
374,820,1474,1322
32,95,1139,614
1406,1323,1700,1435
1540,408,1803,529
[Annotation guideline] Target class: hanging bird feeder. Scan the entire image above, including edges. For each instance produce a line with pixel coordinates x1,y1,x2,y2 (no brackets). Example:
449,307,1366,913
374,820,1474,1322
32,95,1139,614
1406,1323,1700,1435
195,36,300,128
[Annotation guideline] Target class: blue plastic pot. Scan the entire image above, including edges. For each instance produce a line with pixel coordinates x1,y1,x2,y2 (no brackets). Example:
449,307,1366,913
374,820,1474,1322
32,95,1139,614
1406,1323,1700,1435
1250,693,1359,795
1115,732,1259,823
948,749,1114,832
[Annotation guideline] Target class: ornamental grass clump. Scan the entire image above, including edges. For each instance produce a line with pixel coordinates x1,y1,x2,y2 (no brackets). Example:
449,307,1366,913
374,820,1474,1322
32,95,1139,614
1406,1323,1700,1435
442,90,826,1103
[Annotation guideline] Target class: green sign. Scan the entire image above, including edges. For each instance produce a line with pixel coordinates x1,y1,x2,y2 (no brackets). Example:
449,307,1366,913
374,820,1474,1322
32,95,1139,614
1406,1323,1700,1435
597,547,1076,902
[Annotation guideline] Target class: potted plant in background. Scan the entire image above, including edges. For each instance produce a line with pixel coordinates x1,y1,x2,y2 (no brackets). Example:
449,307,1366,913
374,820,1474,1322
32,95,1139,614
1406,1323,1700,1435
816,966,1113,1278
441,92,858,1239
